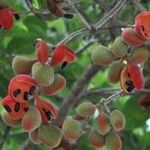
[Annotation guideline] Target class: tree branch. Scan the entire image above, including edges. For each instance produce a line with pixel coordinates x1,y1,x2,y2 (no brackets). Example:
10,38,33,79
129,0,147,12
56,0,127,45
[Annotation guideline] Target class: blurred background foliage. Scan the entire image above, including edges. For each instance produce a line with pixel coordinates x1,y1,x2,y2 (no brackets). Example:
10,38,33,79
0,0,150,150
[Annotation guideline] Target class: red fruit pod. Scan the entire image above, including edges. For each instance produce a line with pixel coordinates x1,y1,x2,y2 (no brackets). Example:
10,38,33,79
2,95,29,120
35,39,50,64
121,27,145,47
50,44,76,68
135,11,150,40
138,95,150,109
8,74,37,103
35,96,58,124
127,64,144,91
0,4,18,30
120,66,135,93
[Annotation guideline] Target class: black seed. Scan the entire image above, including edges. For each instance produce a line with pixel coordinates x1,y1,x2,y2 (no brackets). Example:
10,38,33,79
45,111,52,121
24,107,29,112
13,89,21,97
14,103,20,112
24,92,29,101
141,25,145,31
64,13,74,19
125,80,135,92
14,13,20,20
4,105,11,113
29,86,36,95
125,80,134,86
127,86,135,92
61,62,68,69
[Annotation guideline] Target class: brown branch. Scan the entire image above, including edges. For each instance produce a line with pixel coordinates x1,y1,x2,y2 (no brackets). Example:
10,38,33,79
72,3,91,30
95,0,127,30
55,64,100,126
81,88,150,99
129,0,147,12
56,0,127,45
99,0,119,39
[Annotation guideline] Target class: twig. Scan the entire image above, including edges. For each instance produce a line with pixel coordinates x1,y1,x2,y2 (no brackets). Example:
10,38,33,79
57,0,127,45
72,3,91,30
95,0,127,30
81,88,150,99
56,28,88,45
129,0,147,12
0,126,11,150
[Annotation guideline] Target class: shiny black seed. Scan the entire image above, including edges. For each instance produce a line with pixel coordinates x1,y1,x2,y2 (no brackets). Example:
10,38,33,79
29,86,36,95
141,25,145,31
24,107,29,112
15,13,20,20
64,13,74,19
125,80,135,92
13,89,21,97
61,62,68,69
24,92,29,101
4,105,11,113
127,86,135,92
125,80,134,86
14,103,20,112
45,111,52,121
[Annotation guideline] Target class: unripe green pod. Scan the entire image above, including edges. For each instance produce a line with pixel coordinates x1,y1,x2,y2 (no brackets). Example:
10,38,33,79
91,45,114,65
95,112,111,136
88,129,105,148
22,107,42,132
29,128,41,144
107,60,124,84
2,111,21,128
12,56,37,74
32,62,54,87
62,117,82,142
38,124,62,148
105,131,122,150
130,46,150,64
111,36,128,58
109,110,125,132
75,102,96,118
40,74,66,96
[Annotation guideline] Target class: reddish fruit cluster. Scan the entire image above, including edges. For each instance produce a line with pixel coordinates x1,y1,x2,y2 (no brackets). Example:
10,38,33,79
35,39,76,69
0,3,19,30
89,109,125,150
92,11,150,93
2,39,76,148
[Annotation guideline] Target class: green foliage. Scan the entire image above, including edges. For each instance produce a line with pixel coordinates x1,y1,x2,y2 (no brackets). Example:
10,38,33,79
0,0,150,150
